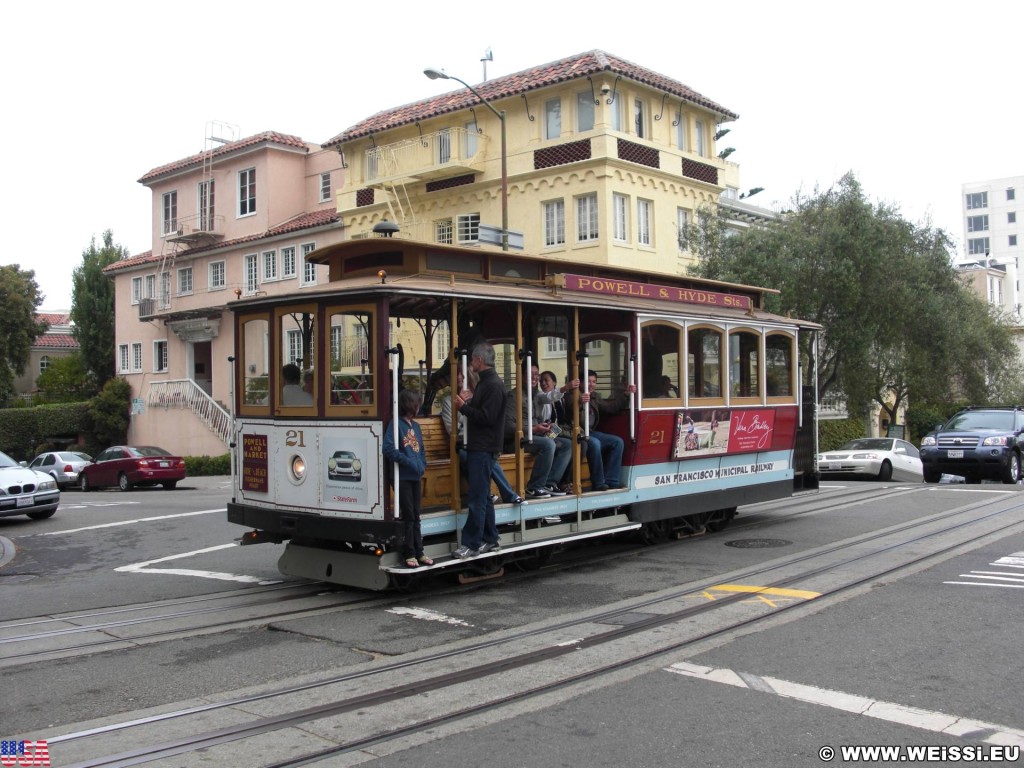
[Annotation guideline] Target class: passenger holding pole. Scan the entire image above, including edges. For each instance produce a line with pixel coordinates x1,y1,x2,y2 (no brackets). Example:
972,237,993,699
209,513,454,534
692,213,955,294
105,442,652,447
382,389,432,568
451,342,505,559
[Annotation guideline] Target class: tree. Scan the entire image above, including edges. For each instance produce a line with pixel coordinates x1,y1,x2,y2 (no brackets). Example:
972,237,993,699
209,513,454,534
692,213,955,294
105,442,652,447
71,230,128,391
87,376,132,449
684,172,1017,426
0,265,46,405
36,352,92,403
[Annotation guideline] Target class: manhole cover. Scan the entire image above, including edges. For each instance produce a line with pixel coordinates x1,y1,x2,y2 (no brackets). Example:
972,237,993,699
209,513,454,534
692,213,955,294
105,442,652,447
725,538,792,549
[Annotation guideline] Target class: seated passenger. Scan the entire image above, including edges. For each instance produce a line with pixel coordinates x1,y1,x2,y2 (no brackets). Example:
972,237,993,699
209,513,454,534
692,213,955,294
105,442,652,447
580,371,635,491
282,363,313,405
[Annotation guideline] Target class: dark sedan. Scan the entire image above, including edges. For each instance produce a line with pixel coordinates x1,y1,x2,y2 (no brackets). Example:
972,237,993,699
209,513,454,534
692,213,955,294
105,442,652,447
79,446,186,491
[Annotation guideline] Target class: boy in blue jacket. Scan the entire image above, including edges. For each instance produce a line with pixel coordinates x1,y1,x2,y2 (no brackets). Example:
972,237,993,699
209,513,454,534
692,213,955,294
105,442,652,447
382,389,432,567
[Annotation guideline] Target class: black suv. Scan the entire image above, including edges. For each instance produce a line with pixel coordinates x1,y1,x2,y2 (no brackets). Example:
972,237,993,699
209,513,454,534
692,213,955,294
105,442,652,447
919,406,1024,484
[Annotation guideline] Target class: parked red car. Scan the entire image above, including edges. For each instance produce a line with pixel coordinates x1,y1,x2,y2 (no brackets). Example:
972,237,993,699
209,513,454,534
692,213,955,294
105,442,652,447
79,446,186,491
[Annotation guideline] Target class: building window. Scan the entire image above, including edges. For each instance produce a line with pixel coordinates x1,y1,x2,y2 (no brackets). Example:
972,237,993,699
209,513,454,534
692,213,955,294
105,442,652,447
154,340,168,373
545,98,561,140
1008,188,1016,201
244,253,259,294
1011,235,1018,247
144,274,156,299
695,120,706,157
967,215,989,232
677,208,690,252
546,336,567,355
209,261,226,290
301,242,317,286
199,179,215,231
543,200,565,247
634,99,646,138
436,219,453,245
282,246,296,278
457,213,480,244
968,237,990,255
577,92,595,132
637,199,653,246
675,111,686,150
162,191,177,235
131,276,142,305
39,355,50,375
131,342,143,373
238,168,256,216
263,250,277,281
177,266,193,295
966,192,988,210
159,272,171,309
118,344,129,374
576,193,598,242
465,120,478,157
613,193,629,242
609,96,621,131
319,172,331,203
1009,212,1017,224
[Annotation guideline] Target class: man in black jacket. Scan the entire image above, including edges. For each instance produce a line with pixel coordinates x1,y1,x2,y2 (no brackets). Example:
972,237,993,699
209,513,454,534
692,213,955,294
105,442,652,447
451,342,505,558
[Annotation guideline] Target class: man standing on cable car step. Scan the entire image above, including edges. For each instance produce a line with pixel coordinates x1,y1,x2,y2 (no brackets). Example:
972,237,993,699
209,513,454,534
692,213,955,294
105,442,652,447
451,342,505,559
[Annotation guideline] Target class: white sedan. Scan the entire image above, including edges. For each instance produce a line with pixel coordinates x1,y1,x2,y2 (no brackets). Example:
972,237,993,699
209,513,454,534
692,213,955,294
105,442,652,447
0,450,61,520
818,438,924,482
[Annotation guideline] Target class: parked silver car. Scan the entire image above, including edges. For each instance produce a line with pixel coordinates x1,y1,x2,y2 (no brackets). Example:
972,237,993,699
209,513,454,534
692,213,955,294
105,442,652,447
29,451,93,489
0,450,61,520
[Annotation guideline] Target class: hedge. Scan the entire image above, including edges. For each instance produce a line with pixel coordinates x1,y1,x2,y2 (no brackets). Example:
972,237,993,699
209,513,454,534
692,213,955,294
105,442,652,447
184,454,231,476
818,417,867,452
0,402,90,461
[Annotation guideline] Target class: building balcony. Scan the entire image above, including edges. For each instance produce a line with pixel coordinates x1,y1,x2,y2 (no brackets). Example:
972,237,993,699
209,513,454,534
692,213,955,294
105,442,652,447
362,127,485,186
163,214,226,247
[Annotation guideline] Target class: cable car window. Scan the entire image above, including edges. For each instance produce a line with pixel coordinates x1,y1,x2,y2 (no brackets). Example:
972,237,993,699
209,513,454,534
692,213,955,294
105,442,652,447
239,314,270,413
729,329,760,400
327,306,375,414
276,306,317,411
766,332,794,399
688,326,723,402
640,321,682,404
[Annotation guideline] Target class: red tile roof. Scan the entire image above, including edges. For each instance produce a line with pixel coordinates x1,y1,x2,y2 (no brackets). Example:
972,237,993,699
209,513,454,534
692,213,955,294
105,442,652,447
103,209,342,274
138,131,311,184
38,312,71,326
324,49,738,147
35,333,79,349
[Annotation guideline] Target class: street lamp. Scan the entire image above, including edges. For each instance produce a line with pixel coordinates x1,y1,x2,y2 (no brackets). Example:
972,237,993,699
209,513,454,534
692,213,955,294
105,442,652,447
424,67,508,251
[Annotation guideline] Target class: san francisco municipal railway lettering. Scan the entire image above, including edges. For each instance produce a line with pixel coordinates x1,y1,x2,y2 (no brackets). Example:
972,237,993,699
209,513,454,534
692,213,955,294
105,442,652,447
649,462,782,487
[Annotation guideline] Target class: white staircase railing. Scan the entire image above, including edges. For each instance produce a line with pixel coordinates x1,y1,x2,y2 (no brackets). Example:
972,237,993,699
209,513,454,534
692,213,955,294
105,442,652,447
147,379,231,447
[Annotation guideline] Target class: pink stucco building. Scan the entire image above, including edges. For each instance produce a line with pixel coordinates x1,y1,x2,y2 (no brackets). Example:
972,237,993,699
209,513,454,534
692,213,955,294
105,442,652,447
105,131,346,456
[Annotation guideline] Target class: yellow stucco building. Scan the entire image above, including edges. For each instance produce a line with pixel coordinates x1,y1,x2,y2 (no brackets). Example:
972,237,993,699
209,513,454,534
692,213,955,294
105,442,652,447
325,50,741,278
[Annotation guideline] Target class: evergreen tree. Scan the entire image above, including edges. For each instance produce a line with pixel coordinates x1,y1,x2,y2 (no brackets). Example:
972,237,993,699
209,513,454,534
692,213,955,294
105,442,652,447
71,230,128,390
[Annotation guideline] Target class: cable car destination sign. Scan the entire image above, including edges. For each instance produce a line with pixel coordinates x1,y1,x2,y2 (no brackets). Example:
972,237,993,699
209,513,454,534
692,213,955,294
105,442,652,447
557,274,752,311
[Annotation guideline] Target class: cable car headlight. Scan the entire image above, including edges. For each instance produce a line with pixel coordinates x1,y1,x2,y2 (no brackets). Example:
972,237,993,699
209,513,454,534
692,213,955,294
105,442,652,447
289,454,307,483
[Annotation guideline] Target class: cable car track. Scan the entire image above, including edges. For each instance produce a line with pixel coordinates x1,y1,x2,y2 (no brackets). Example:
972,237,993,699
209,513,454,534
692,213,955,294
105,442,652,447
44,491,1024,767
0,483,991,668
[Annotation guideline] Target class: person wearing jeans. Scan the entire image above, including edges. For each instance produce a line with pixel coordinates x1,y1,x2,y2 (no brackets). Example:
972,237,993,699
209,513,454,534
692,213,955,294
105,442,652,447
581,371,634,491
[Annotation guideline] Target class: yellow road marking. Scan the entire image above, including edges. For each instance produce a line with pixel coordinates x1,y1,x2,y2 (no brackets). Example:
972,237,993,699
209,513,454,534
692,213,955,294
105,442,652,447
709,584,821,600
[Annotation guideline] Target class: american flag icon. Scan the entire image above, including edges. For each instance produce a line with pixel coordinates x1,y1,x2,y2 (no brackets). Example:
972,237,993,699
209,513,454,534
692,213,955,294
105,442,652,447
0,740,50,766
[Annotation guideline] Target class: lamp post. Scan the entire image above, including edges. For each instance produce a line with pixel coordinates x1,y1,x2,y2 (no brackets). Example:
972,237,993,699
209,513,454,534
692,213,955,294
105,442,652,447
424,67,508,251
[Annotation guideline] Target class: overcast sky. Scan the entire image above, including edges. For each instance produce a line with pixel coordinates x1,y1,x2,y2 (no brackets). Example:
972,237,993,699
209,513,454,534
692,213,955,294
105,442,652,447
4,0,1021,310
